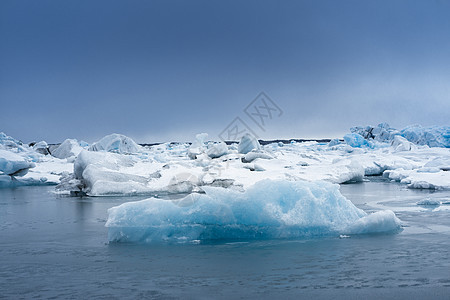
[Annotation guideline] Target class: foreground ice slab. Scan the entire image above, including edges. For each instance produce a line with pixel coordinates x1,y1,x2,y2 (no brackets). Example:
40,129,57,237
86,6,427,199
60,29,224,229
106,180,402,243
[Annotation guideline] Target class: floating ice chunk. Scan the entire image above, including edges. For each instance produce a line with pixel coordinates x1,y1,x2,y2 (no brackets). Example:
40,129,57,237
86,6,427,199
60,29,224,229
32,141,49,155
106,179,401,243
330,159,365,183
82,165,151,196
51,139,83,159
424,157,450,171
345,210,401,235
350,123,398,143
195,133,208,145
243,150,273,163
238,134,261,154
0,149,35,176
416,198,441,206
400,125,450,148
327,139,341,147
385,168,450,190
416,167,441,173
206,142,228,159
71,150,166,196
390,135,416,151
88,134,141,154
0,175,48,188
188,133,208,159
344,133,369,148
0,132,28,152
242,163,265,171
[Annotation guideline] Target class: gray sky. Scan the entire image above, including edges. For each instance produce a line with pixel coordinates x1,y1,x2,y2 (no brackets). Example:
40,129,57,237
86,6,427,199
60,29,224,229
1,0,449,143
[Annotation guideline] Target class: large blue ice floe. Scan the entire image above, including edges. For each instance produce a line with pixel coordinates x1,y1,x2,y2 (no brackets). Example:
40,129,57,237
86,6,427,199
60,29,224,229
106,179,402,243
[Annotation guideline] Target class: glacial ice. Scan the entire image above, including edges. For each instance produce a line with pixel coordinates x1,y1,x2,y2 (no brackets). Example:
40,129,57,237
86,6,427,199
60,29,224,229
350,123,450,148
416,198,441,206
32,141,49,155
88,133,141,154
106,180,402,243
51,139,84,159
0,132,27,152
238,134,261,154
187,133,208,159
344,133,370,148
390,135,416,151
243,150,273,163
400,125,450,148
0,149,35,176
2,123,450,193
206,142,228,158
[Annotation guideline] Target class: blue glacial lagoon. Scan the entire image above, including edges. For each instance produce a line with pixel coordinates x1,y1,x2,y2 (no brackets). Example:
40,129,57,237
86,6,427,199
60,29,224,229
1,178,450,299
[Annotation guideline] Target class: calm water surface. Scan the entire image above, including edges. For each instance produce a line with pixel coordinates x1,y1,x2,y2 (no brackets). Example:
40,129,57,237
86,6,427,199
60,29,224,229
1,179,450,299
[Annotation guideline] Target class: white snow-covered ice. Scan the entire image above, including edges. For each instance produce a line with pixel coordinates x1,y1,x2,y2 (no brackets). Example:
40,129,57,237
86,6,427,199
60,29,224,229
2,124,449,242
2,125,450,193
88,133,141,154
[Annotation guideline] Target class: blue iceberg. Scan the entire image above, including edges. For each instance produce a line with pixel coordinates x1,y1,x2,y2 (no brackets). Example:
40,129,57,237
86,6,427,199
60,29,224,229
106,180,402,243
400,125,450,148
344,133,372,148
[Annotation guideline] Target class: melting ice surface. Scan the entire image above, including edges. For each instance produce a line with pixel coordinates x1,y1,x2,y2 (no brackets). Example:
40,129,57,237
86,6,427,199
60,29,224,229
106,180,402,243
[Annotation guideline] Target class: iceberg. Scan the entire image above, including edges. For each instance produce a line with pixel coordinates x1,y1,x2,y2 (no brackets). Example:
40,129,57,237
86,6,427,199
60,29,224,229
344,133,370,148
238,134,261,154
0,149,35,176
88,133,141,154
51,139,84,159
243,150,273,163
390,135,416,151
416,198,441,206
206,142,228,159
349,123,450,148
106,179,402,243
32,141,49,155
400,125,450,148
187,133,208,159
384,168,450,190
350,123,398,143
73,150,149,195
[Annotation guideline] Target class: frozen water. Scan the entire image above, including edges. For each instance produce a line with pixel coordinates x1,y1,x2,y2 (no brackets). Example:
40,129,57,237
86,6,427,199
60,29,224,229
238,134,261,154
390,135,416,151
51,139,84,159
106,180,401,243
206,142,228,158
350,123,450,148
3,125,450,194
0,132,27,152
88,133,141,154
400,125,450,148
0,149,35,176
243,150,273,163
187,133,208,159
32,141,49,155
344,133,370,148
416,198,441,206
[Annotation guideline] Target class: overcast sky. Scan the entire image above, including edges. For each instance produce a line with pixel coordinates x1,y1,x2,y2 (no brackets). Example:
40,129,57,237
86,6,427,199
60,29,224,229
1,0,449,143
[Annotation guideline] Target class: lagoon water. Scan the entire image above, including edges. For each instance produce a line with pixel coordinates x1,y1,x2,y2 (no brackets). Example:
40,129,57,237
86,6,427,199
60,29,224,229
1,179,450,299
